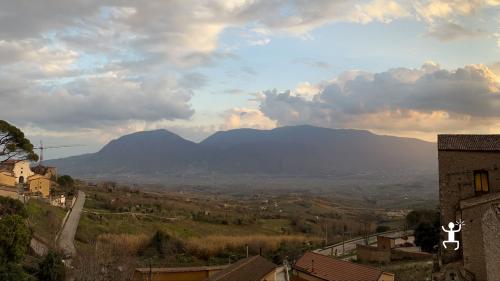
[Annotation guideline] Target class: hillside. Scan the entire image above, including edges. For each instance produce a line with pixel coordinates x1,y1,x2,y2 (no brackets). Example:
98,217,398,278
46,125,437,182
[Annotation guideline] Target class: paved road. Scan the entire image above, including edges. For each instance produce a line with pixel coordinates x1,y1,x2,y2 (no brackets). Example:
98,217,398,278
57,190,85,257
315,230,414,257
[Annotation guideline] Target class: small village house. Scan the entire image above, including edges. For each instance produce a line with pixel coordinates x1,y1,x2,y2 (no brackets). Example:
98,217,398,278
435,135,500,281
132,256,280,281
132,265,227,281
292,252,394,281
0,160,56,198
27,173,51,198
203,255,279,281
0,160,34,184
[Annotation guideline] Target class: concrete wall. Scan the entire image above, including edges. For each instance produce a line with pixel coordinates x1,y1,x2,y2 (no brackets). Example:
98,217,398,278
438,150,500,264
481,204,500,281
378,273,395,281
377,236,395,250
0,172,16,186
292,270,324,281
390,249,432,261
356,244,391,263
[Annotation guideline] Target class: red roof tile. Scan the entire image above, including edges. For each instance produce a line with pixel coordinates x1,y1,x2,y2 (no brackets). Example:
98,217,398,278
204,256,277,281
438,135,500,151
293,252,386,281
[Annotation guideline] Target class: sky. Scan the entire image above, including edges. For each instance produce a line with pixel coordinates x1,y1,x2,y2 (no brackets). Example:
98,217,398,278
0,0,499,159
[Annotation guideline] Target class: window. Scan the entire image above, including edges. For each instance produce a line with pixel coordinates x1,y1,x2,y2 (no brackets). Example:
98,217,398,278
474,170,489,194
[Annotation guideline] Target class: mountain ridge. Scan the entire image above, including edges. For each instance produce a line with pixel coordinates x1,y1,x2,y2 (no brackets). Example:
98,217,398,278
46,125,437,180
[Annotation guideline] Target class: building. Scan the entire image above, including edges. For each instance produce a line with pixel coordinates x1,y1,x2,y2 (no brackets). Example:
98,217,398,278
0,160,34,185
356,231,430,263
292,252,394,281
132,265,227,281
204,255,278,281
31,165,57,179
27,174,51,198
435,135,500,281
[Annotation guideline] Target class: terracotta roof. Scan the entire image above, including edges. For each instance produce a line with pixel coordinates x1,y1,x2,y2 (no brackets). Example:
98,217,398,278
135,265,227,273
204,256,277,281
293,252,388,281
438,135,500,151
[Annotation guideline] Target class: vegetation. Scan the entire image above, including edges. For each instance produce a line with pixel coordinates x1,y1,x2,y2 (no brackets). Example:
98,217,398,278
0,120,38,163
37,251,66,281
407,209,440,252
0,197,33,281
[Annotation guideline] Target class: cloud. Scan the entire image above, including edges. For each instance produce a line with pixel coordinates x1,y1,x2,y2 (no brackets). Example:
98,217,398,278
221,108,277,130
426,22,485,41
259,63,500,140
0,75,194,129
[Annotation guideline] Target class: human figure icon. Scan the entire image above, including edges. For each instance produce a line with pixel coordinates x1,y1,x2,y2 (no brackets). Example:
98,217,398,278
442,220,464,250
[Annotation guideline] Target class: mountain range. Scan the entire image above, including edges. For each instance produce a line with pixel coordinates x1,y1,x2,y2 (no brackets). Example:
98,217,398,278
46,125,437,181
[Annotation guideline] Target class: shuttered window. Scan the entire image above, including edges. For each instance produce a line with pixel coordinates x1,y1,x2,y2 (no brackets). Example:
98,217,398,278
474,171,489,194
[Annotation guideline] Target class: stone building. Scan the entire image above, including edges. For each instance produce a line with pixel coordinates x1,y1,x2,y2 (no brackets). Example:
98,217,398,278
436,135,500,281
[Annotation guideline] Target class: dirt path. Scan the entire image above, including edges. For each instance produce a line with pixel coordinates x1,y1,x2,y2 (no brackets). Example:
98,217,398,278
57,190,85,257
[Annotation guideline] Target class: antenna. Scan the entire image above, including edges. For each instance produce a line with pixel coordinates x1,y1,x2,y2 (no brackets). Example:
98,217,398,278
34,142,86,164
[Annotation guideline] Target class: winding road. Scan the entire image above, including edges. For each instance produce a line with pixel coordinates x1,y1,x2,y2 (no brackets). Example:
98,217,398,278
57,190,85,257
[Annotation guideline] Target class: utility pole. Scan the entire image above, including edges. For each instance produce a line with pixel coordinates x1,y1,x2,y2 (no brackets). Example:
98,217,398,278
324,222,328,245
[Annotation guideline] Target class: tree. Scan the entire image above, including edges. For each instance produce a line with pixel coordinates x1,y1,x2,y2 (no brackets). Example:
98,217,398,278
0,215,31,264
0,262,29,281
37,251,65,281
0,120,38,163
0,196,28,218
414,214,440,253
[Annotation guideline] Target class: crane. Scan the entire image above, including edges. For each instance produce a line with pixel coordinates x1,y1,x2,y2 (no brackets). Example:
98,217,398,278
34,141,85,164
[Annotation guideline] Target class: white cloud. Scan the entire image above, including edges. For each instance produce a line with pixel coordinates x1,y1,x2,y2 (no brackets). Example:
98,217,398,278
259,63,500,141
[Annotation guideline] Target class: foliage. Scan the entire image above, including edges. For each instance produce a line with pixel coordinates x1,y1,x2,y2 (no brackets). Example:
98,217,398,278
37,251,66,281
0,215,31,263
0,120,38,163
57,175,74,188
0,196,28,218
376,225,390,233
406,209,439,228
0,262,29,281
146,230,186,258
414,217,440,253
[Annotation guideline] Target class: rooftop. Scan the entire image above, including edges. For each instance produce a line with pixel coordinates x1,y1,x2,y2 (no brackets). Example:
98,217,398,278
203,256,277,281
293,252,391,281
438,134,500,152
134,265,227,274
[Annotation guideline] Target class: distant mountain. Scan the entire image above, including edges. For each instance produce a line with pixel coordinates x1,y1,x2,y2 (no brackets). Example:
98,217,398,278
46,125,437,180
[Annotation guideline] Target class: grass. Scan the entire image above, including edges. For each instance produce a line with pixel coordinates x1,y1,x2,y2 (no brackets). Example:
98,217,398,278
26,198,67,245
381,260,433,281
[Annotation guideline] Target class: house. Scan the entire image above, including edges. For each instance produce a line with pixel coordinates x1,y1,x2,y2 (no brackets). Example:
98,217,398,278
131,265,227,281
435,135,500,281
0,160,34,185
292,252,394,281
31,165,57,179
356,231,430,263
27,174,51,197
203,255,278,281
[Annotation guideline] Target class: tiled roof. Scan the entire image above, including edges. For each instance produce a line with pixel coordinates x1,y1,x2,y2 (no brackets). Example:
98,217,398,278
293,252,386,281
204,256,277,281
438,135,500,151
135,265,227,273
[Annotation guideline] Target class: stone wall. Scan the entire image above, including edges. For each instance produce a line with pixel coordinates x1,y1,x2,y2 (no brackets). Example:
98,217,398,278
438,150,500,264
356,244,391,263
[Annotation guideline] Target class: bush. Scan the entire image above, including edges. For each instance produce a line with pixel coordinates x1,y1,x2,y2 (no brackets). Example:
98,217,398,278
0,196,27,218
0,263,29,281
37,251,65,281
376,225,390,233
0,215,31,264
